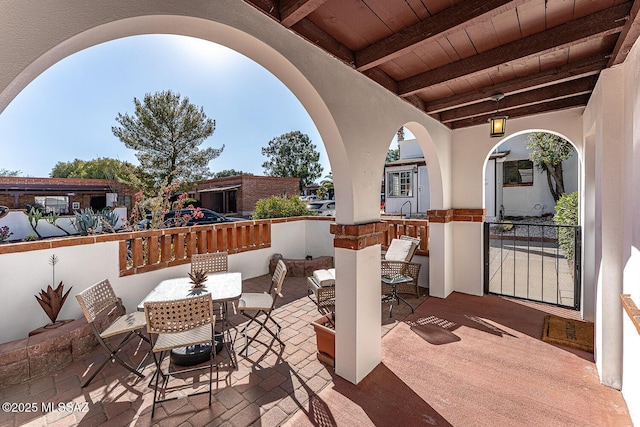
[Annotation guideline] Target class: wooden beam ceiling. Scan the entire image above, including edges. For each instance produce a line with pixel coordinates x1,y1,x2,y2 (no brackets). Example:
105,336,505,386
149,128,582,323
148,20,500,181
241,0,639,129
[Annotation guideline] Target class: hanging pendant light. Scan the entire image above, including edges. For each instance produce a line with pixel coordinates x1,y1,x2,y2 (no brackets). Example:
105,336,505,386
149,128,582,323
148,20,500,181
488,93,508,137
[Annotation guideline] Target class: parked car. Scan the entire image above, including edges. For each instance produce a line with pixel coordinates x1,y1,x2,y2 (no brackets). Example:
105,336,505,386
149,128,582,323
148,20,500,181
307,200,335,216
139,208,242,229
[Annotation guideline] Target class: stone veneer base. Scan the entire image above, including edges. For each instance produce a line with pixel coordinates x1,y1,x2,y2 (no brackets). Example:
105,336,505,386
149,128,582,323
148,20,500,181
0,315,112,390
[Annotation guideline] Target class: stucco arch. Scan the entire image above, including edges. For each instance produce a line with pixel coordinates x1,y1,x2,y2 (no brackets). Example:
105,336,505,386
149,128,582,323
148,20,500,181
0,2,450,224
482,129,582,218
0,0,454,385
405,122,445,209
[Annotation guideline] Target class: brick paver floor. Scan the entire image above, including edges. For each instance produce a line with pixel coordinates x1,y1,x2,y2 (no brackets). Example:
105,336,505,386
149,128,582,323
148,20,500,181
0,275,428,427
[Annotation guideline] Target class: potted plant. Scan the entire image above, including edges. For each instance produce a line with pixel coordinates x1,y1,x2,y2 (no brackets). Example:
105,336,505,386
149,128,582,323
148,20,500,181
311,311,335,367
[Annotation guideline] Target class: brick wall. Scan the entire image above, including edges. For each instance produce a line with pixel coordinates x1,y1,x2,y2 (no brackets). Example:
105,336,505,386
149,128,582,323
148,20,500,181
0,177,136,210
197,175,300,215
239,176,300,214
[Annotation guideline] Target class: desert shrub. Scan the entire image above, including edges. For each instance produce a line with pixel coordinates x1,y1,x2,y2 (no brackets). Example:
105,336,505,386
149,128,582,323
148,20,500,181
253,195,312,219
554,191,578,260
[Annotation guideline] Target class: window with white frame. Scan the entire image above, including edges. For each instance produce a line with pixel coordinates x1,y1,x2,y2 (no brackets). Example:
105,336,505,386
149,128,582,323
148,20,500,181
34,196,69,214
387,170,413,197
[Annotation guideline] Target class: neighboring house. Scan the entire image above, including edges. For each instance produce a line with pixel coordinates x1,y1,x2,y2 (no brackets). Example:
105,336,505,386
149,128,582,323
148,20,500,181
484,134,579,221
196,175,299,216
384,138,430,217
0,176,135,213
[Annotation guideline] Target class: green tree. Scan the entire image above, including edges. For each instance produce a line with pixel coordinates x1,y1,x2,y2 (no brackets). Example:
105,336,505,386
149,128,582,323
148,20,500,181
261,131,322,189
0,168,21,176
214,169,254,178
253,195,311,219
51,158,140,180
527,132,574,202
386,148,399,163
316,172,333,200
51,157,149,198
112,90,223,192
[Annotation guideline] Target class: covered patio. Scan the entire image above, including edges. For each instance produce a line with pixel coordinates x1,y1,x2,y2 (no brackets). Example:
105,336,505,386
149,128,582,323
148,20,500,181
0,275,629,426
1,1,640,424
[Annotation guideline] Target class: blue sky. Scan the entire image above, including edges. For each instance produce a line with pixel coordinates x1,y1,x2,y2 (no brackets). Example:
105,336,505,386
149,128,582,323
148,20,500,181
0,35,333,179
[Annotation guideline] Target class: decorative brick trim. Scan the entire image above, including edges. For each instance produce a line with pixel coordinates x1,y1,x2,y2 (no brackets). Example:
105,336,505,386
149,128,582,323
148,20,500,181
621,294,640,335
427,209,486,223
453,208,486,222
330,222,386,250
427,209,453,223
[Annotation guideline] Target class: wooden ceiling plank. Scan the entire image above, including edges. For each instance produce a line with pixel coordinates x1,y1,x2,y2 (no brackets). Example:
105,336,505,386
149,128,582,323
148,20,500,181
424,55,607,113
398,3,631,96
491,7,521,45
544,0,576,29
516,0,546,37
449,94,591,129
364,0,422,33
355,0,520,71
280,0,329,27
444,29,477,59
608,0,640,66
439,75,598,122
465,18,502,53
404,0,432,20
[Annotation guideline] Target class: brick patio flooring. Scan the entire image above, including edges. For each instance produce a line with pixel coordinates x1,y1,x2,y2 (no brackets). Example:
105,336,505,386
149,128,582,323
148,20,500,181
0,275,427,427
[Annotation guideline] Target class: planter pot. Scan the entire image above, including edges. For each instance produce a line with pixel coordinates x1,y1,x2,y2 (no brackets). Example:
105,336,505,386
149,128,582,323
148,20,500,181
311,312,335,366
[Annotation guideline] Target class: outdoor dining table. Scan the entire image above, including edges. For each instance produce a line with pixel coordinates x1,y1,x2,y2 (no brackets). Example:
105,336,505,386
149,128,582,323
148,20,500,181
138,272,242,366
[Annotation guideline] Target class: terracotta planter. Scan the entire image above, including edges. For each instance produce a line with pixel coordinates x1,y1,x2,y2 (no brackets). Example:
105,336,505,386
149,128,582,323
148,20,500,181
311,313,335,364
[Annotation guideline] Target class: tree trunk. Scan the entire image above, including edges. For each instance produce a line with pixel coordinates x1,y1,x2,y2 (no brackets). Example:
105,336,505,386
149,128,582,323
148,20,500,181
544,161,565,202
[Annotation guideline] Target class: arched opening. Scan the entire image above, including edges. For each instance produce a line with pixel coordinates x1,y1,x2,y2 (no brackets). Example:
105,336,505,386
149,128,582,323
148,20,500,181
483,130,582,310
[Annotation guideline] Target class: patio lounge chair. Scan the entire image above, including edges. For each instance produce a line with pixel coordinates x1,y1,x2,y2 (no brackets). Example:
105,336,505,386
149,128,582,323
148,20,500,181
381,235,422,297
143,294,218,418
75,278,150,388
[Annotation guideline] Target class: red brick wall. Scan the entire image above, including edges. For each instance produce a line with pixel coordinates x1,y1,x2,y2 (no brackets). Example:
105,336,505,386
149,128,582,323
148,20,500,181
0,177,137,210
196,175,300,215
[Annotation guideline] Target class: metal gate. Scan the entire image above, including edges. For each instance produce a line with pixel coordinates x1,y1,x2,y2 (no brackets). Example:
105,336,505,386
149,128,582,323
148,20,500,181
484,221,581,310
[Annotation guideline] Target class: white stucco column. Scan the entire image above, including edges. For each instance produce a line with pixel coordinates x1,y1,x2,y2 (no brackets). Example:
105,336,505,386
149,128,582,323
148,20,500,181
581,133,597,322
591,68,624,388
331,222,385,383
426,210,453,297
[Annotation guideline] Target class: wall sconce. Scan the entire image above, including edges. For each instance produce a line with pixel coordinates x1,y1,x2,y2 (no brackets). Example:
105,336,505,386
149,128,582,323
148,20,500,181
488,93,508,137
412,165,418,174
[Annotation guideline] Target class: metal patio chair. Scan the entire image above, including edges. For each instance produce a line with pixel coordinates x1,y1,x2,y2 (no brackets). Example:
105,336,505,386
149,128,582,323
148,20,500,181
238,259,287,355
144,294,218,418
75,278,150,388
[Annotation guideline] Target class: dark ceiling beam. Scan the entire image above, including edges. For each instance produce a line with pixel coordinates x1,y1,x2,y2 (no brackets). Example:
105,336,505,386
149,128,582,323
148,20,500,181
280,0,328,27
398,3,631,97
355,0,520,71
243,0,280,20
449,94,591,129
608,0,640,66
425,56,607,114
362,68,398,93
439,76,598,123
290,19,354,64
